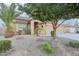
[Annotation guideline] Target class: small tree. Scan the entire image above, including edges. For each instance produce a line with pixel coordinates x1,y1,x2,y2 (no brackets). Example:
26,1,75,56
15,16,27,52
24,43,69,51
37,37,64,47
18,3,79,39
45,3,79,39
44,4,69,39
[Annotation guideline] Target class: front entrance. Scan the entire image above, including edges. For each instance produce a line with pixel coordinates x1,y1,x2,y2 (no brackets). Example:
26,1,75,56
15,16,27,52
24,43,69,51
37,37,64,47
34,22,44,36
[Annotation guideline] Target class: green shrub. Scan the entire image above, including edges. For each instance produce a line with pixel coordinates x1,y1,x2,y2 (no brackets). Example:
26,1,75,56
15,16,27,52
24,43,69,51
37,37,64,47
41,42,54,54
0,40,11,52
69,41,79,48
69,41,74,47
51,31,54,37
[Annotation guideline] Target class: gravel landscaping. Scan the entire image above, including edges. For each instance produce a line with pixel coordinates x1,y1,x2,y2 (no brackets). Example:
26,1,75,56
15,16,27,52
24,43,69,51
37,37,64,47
0,35,79,56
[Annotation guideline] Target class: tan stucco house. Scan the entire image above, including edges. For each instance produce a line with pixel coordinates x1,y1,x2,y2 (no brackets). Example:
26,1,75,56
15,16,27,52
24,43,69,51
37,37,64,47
12,17,44,35
12,16,79,36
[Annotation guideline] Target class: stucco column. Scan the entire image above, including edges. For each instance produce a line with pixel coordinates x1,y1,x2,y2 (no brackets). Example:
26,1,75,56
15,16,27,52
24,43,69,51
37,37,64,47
31,21,34,35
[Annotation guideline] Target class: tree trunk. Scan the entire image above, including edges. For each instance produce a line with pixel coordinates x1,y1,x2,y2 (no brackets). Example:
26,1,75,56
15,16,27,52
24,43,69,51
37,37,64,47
53,28,56,39
4,28,15,38
52,23,57,39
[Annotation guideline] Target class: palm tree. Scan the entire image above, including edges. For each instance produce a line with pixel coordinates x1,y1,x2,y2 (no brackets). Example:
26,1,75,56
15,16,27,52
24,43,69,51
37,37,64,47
0,3,21,38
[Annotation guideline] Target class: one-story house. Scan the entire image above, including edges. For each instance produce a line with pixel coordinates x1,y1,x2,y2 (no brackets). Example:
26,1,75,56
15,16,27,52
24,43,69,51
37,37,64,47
12,16,44,35
11,16,79,36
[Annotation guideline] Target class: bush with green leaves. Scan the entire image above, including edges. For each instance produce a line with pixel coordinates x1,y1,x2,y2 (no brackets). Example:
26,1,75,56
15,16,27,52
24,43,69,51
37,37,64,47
0,40,11,52
41,42,54,54
69,41,79,48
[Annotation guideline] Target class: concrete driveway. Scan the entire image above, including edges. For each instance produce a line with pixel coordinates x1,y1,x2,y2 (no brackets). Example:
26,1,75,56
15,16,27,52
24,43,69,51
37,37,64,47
57,33,79,41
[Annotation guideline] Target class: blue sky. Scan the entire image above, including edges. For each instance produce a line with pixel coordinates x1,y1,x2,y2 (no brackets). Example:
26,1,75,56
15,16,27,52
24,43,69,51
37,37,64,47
0,19,5,29
62,19,79,25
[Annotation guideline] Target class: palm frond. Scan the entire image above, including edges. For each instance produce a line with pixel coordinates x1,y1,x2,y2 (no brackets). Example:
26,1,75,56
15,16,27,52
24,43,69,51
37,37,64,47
0,3,21,28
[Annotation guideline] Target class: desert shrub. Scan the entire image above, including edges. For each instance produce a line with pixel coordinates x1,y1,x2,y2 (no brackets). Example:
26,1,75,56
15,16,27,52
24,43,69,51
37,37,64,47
0,40,11,52
69,41,79,48
41,42,54,54
51,31,54,37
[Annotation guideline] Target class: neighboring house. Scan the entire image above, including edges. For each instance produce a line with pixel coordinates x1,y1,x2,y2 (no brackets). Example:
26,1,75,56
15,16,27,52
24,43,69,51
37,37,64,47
57,24,79,34
57,25,76,33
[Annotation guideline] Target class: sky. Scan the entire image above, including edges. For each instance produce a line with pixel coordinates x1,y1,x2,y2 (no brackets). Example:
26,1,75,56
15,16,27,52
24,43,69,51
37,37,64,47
0,19,5,29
